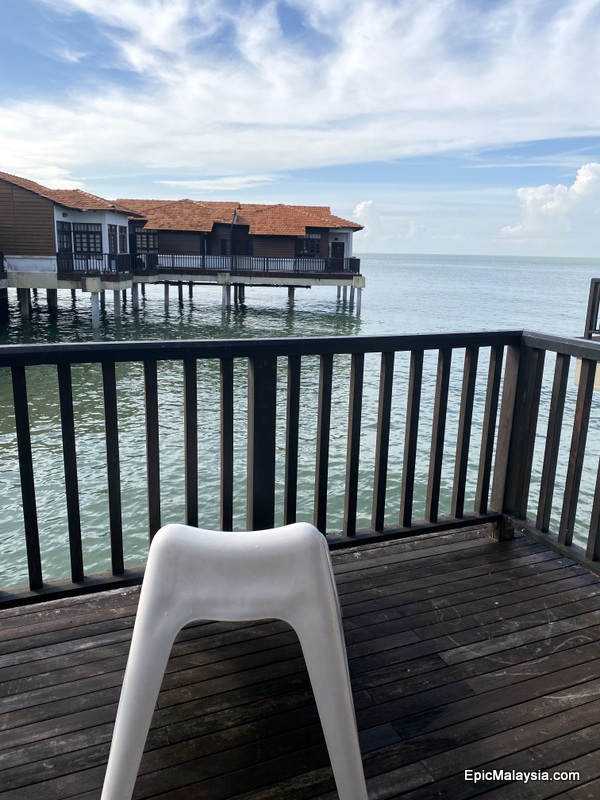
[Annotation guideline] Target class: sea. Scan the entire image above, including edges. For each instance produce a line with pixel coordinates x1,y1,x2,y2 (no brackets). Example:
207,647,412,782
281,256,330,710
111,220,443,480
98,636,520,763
1,252,600,587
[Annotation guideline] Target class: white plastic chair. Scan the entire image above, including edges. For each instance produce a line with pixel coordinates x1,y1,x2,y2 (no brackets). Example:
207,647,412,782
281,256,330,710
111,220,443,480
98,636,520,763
101,522,368,800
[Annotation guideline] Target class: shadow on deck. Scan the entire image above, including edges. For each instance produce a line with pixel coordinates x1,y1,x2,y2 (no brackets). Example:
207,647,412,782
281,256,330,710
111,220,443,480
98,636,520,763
2,527,600,800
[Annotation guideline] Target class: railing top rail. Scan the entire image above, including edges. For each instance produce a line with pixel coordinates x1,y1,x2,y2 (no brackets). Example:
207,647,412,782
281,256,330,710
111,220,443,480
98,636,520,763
0,330,524,368
523,330,600,360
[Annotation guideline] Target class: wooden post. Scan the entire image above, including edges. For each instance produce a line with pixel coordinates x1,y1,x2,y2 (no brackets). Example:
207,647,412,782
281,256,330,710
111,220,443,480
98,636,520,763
247,354,277,530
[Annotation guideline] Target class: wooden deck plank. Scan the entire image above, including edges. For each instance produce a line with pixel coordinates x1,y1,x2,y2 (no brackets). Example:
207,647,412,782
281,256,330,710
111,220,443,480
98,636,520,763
1,528,600,800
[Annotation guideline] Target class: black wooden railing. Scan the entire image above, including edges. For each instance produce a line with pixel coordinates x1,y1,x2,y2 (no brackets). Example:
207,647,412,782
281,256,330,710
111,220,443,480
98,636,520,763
55,253,361,277
132,254,361,274
2,329,600,606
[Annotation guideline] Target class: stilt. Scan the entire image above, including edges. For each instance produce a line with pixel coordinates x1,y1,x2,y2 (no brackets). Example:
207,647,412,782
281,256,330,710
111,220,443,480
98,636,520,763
122,289,127,304
141,284,146,298
342,286,348,303
91,292,100,329
288,286,295,309
239,284,245,303
32,288,38,301
100,291,106,311
0,287,9,321
349,287,355,311
71,289,76,302
132,282,139,312
356,288,362,316
222,284,231,310
113,289,121,317
188,282,193,298
178,282,183,305
18,288,31,319
46,289,58,313
337,285,341,300
164,282,170,309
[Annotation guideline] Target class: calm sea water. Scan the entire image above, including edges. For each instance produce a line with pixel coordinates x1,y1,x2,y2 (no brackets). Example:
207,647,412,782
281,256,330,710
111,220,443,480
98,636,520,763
1,252,600,587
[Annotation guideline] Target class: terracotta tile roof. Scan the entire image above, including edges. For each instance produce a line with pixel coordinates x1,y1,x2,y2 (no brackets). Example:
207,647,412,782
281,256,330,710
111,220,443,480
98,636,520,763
117,199,239,232
0,171,136,214
116,198,363,235
236,204,363,235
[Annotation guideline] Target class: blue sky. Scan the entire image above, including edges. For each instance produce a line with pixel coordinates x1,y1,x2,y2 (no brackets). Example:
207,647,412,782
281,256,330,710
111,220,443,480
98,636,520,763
1,0,600,256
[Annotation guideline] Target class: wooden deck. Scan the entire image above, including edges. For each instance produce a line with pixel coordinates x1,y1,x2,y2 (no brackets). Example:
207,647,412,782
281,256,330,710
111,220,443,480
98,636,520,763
2,527,600,799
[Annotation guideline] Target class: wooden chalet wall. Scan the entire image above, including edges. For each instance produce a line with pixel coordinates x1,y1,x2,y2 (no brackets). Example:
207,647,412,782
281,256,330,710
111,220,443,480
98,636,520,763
250,235,295,257
0,180,55,256
158,231,203,255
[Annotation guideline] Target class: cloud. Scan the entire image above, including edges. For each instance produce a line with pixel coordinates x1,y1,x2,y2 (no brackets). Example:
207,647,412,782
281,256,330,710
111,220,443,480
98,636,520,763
501,162,600,238
157,175,278,192
2,1,600,186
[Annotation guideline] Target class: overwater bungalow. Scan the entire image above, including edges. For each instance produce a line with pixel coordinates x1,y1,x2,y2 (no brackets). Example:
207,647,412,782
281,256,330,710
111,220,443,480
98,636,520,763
0,171,365,324
1,329,600,797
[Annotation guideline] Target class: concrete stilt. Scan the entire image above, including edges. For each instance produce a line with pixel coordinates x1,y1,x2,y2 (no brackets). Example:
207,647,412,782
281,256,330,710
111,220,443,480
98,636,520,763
342,286,348,303
18,288,31,319
349,287,355,311
178,282,183,305
122,289,127,304
113,290,121,317
0,288,9,321
46,289,58,313
188,282,193,298
71,289,77,302
222,284,231,310
164,283,170,309
356,288,362,316
32,288,38,301
91,292,100,329
132,282,139,312
337,285,341,300
239,284,245,303
288,286,295,309
100,291,106,311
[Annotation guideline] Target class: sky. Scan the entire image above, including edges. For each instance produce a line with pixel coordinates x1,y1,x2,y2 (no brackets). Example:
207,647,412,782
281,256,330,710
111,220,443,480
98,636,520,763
1,0,600,257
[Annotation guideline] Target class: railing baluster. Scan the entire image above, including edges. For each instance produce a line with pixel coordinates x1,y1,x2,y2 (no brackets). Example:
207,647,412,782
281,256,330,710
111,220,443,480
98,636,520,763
247,354,277,530
536,352,570,532
372,351,395,532
314,354,333,535
559,357,596,545
475,345,504,515
102,362,124,575
400,350,423,528
587,456,600,561
57,363,84,582
220,357,234,530
284,354,301,525
183,358,198,528
344,352,365,537
452,347,479,519
11,365,42,591
144,360,161,540
426,348,452,523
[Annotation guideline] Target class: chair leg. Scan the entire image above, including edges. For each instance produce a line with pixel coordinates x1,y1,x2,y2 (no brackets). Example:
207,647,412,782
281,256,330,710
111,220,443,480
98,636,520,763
293,605,368,800
101,591,183,800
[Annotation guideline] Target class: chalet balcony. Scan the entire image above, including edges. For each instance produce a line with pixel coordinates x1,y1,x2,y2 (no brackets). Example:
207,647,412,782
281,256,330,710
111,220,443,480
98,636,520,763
55,252,361,278
1,329,600,798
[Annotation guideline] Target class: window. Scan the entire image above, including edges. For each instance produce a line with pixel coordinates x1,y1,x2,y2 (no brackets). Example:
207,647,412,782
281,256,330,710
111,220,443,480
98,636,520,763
108,225,118,254
119,226,128,253
73,223,102,254
135,228,158,253
296,236,321,257
56,221,72,252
